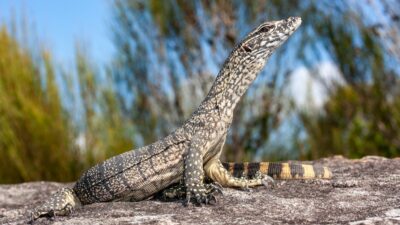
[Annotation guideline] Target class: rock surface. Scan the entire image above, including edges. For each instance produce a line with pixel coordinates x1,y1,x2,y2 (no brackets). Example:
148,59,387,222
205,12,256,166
1,156,399,224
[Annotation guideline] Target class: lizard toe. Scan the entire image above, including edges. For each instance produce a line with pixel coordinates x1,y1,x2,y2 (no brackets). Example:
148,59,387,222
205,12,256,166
240,186,252,192
196,192,217,205
205,182,224,196
195,193,204,205
261,175,276,188
184,192,192,206
206,193,217,205
159,182,186,201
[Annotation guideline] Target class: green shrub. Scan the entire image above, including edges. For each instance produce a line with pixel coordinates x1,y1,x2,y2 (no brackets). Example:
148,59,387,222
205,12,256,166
0,28,82,183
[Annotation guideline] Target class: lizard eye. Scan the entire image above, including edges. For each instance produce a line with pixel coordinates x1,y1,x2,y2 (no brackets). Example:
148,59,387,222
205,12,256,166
258,25,275,33
242,44,252,53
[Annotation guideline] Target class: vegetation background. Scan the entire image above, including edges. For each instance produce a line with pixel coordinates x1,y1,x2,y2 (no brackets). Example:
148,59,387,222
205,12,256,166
0,0,399,183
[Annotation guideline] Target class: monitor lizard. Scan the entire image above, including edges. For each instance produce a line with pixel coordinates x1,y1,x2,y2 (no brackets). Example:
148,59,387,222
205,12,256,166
30,16,331,221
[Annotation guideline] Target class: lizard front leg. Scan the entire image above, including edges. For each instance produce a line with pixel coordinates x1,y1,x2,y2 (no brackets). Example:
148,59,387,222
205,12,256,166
158,179,222,201
184,136,216,205
30,187,81,222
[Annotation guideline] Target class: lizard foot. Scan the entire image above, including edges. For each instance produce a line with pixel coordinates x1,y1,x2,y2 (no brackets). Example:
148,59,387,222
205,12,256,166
184,186,217,206
159,183,186,201
29,187,80,222
237,173,275,192
252,171,275,188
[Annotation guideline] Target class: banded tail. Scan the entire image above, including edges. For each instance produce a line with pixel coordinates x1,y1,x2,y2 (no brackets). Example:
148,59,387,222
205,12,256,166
222,162,332,179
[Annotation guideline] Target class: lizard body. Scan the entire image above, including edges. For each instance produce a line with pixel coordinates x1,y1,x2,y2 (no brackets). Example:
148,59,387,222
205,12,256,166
30,17,324,221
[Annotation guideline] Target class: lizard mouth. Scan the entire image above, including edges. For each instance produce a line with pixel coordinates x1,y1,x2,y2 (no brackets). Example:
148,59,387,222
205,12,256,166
287,17,302,32
238,17,302,56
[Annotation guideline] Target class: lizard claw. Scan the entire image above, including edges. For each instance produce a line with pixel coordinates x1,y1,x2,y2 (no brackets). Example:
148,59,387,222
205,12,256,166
184,192,191,206
240,185,252,192
206,193,217,205
208,194,217,204
205,182,224,196
261,175,275,188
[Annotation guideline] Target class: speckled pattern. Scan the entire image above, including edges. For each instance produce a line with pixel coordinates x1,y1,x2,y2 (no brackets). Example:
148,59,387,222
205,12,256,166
30,17,305,221
3,156,400,224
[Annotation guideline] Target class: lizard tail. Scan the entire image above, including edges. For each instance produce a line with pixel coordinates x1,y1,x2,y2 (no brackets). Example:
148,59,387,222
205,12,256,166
29,187,81,222
222,162,332,179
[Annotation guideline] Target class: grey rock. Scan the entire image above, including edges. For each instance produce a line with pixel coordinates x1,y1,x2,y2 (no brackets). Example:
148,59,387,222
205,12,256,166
1,156,399,224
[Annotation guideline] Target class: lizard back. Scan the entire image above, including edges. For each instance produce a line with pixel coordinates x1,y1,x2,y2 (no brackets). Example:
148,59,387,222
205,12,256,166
73,135,188,204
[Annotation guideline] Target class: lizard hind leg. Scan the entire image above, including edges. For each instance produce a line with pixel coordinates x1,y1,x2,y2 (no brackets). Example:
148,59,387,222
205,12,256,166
205,160,274,190
158,181,187,201
29,187,81,222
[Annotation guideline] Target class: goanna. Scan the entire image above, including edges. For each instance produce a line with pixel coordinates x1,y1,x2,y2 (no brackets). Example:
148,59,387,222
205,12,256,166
30,16,331,221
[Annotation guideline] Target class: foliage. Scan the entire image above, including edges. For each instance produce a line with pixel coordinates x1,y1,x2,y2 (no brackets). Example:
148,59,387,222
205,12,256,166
111,0,400,161
299,79,400,159
0,28,134,183
297,5,400,159
74,48,135,165
0,28,82,182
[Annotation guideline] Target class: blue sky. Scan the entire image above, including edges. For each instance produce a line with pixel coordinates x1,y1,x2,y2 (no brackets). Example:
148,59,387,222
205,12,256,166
0,0,114,65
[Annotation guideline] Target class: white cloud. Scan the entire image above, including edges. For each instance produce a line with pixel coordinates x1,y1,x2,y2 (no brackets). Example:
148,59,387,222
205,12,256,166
288,61,344,109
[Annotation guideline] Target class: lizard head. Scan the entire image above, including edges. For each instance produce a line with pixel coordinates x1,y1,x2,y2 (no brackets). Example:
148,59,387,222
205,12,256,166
237,17,302,69
204,17,302,113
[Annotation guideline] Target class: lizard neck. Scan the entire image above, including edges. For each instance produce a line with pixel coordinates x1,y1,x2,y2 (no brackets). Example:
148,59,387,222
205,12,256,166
198,49,271,122
191,17,302,124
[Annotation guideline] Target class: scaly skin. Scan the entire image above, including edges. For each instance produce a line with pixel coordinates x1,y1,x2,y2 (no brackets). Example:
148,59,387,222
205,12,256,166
30,17,312,221
160,162,332,200
222,162,332,180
